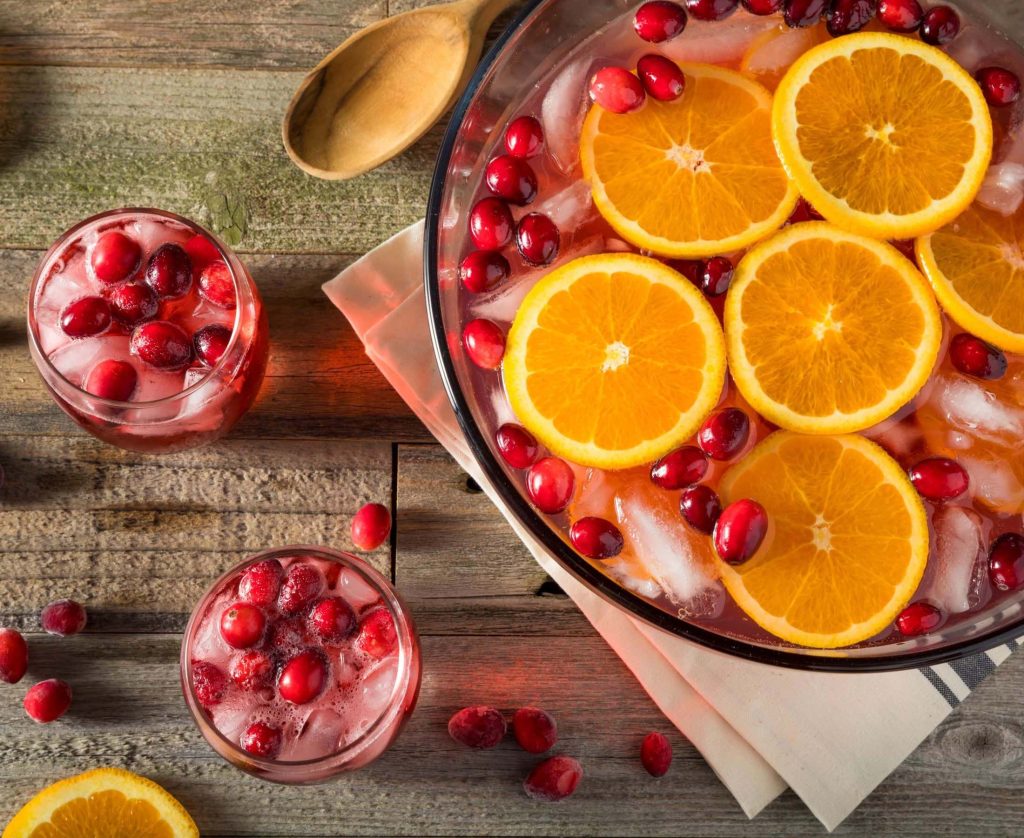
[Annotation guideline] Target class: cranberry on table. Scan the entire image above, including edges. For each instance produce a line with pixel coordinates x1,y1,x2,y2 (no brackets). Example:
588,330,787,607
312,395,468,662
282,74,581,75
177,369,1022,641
504,115,544,159
589,67,646,114
713,499,768,564
448,706,507,748
91,231,141,284
459,250,510,294
469,197,514,251
463,318,506,370
524,755,583,802
950,333,1007,379
875,0,923,31
569,516,625,559
193,323,232,367
107,282,158,326
976,67,1021,108
697,407,750,460
40,599,87,636
919,5,959,45
185,233,221,271
633,1,688,43
130,320,193,369
908,457,969,501
220,602,267,649
278,649,327,705
742,0,783,13
526,456,575,514
496,423,540,469
85,359,138,402
513,707,558,754
516,213,560,266
192,660,228,707
229,649,275,691
700,256,734,297
651,445,707,490
308,597,357,642
0,628,28,684
241,721,282,758
485,155,538,206
641,731,673,777
198,261,237,309
144,242,193,299
356,608,398,658
239,558,283,608
684,0,739,21
988,532,1024,591
60,296,111,338
783,0,826,27
278,563,326,615
894,601,942,636
351,502,392,551
825,0,876,36
24,679,72,724
680,484,722,534
637,54,686,102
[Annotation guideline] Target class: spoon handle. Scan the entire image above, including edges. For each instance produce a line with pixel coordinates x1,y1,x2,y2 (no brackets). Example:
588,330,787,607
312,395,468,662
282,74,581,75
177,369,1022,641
457,0,520,37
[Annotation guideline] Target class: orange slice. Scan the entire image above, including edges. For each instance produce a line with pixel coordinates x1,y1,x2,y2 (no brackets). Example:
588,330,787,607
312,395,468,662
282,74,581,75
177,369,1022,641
504,253,725,469
718,431,929,648
725,222,942,433
740,21,830,91
580,63,798,258
772,32,992,239
3,767,199,837
916,202,1024,353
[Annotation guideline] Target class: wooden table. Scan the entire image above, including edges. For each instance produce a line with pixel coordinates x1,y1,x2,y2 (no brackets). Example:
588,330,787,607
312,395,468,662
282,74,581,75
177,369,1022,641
2,2,1024,835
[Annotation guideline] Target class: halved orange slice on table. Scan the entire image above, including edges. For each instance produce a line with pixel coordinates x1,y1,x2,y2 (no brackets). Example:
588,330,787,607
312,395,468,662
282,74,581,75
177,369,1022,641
718,431,929,648
504,253,725,469
772,32,992,239
580,63,799,258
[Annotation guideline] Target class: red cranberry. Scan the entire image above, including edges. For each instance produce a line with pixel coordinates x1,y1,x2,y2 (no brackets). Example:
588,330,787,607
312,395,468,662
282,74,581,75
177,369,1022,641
107,282,158,326
641,731,673,777
355,608,398,658
513,707,558,753
85,359,138,401
895,601,942,636
697,408,750,460
685,0,739,20
241,721,282,758
0,628,28,684
485,155,538,206
651,446,707,490
637,54,686,102
589,66,647,114
783,0,826,27
60,296,111,338
463,318,506,369
220,602,267,649
24,679,72,724
876,0,922,31
351,502,392,551
496,423,540,469
949,333,1007,380
976,67,1021,108
988,532,1024,591
144,243,193,299
524,755,583,802
825,0,876,35
278,564,325,615
908,457,969,501
788,197,824,224
40,599,87,636
130,320,193,369
919,5,959,45
308,597,356,642
229,649,274,691
278,649,327,704
185,234,221,271
239,559,283,608
448,706,507,748
191,660,228,707
459,250,510,294
505,115,544,159
634,1,688,42
700,256,734,297
198,261,236,309
570,516,625,559
742,0,783,12
91,231,141,284
680,484,722,534
193,323,232,367
516,213,560,266
713,499,768,564
265,617,305,656
526,457,575,514
469,197,514,251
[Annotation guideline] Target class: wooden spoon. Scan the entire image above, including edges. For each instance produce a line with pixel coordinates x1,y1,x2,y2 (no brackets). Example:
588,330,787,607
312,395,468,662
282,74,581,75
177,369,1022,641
283,0,519,180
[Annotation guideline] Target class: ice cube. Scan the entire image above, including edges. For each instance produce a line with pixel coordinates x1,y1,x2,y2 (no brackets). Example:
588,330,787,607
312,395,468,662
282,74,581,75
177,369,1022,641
920,506,984,615
541,58,590,175
604,558,664,601
210,696,253,745
976,163,1024,216
337,568,383,613
862,417,922,463
660,15,777,66
961,455,1024,512
48,335,133,387
937,375,1024,444
531,180,594,231
291,708,346,761
342,657,399,742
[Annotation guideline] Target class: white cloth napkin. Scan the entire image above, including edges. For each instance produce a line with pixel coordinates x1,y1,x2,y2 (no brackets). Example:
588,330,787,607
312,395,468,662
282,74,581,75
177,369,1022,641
323,221,1018,831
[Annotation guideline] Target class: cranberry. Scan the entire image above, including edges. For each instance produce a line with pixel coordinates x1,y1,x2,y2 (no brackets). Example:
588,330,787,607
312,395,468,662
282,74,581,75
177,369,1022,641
265,617,306,656
229,649,274,691
107,282,158,326
895,601,942,636
713,499,768,564
241,721,282,758
469,197,514,251
908,457,969,501
685,0,739,20
193,323,232,367
496,423,540,469
976,67,1021,108
919,5,959,45
512,707,558,754
278,564,325,615
463,318,506,369
875,0,923,31
85,359,138,401
485,155,538,206
569,516,625,559
24,679,72,724
144,243,193,299
637,54,686,102
459,250,510,294
788,197,824,224
91,231,141,285
191,660,228,707
198,261,236,308
680,484,722,534
448,706,507,748
308,597,356,642
641,731,673,777
634,1,688,42
700,256,734,297
988,532,1024,591
130,320,193,369
355,608,398,658
220,602,267,649
825,0,876,35
697,408,750,460
783,0,826,27
516,213,560,266
524,755,583,802
239,559,283,608
505,115,544,159
184,234,221,271
589,66,647,114
60,296,111,339
651,446,707,490
40,599,87,636
278,649,327,704
0,628,28,684
351,502,392,551
526,457,575,514
949,333,1007,380
742,0,783,12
